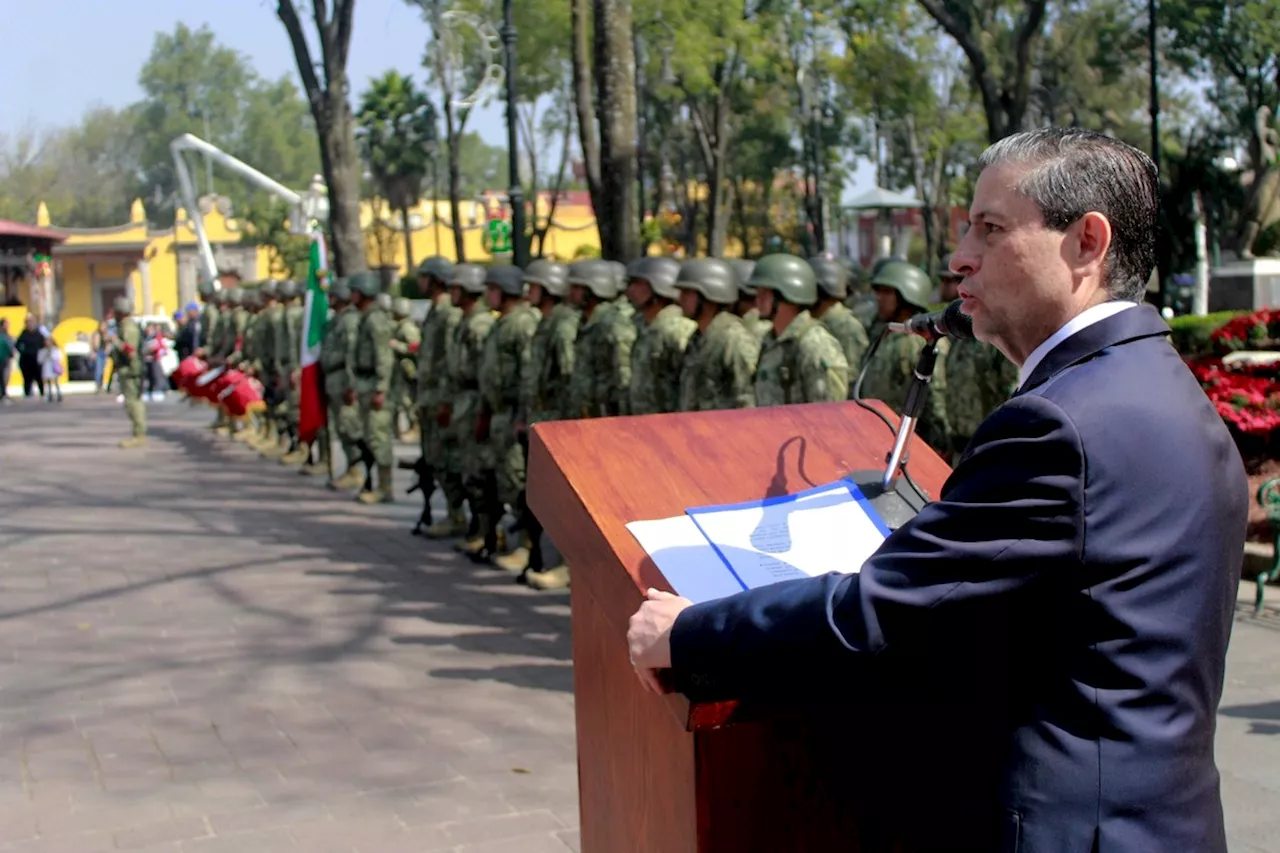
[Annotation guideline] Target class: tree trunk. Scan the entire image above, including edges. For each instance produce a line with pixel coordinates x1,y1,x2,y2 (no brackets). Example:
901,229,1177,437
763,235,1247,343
443,96,467,262
276,0,366,276
594,0,640,261
732,176,750,257
400,201,415,272
572,0,604,235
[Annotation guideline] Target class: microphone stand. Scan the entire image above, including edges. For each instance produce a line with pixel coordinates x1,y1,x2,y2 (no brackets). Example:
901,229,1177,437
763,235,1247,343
847,339,940,530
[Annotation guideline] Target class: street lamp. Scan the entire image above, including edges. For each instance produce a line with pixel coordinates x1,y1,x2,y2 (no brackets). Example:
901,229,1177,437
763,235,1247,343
501,0,527,267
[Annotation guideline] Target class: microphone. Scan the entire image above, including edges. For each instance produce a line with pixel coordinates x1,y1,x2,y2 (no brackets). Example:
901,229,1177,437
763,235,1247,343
887,299,974,341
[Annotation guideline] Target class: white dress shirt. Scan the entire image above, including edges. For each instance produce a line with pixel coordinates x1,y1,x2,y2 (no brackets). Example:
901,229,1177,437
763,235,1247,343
1017,301,1137,390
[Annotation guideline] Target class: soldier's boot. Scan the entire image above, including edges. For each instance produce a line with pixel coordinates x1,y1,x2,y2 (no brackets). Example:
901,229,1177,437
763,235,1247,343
524,564,570,591
281,446,310,465
234,420,258,444
465,523,506,563
356,465,394,504
260,432,288,459
214,415,233,436
208,411,224,430
332,465,364,490
425,506,468,539
492,533,530,573
455,510,486,554
118,435,147,450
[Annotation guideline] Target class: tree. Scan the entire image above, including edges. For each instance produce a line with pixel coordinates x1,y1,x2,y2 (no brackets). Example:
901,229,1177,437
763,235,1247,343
276,0,368,275
1164,0,1280,255
573,0,641,259
913,0,1049,142
357,71,439,270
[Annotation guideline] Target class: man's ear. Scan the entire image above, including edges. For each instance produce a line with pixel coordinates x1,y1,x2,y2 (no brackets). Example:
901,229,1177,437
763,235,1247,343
1072,211,1112,279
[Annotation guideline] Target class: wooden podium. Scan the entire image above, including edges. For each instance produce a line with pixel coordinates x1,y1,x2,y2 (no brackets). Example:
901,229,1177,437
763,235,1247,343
528,402,976,853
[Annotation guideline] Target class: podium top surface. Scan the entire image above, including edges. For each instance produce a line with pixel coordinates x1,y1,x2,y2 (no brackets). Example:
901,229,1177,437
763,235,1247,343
527,401,952,730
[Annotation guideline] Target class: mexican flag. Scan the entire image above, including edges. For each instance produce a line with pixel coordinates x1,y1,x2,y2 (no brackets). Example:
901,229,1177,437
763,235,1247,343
298,231,328,444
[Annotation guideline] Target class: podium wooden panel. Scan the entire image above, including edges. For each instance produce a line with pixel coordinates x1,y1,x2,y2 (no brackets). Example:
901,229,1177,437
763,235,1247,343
528,402,962,853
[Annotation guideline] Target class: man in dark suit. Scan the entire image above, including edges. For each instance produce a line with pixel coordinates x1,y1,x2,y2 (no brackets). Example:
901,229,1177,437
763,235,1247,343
628,128,1248,852
175,302,202,361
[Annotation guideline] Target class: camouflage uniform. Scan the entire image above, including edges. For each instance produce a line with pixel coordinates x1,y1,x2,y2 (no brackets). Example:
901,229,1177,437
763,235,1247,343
860,332,952,450
388,304,421,437
571,299,636,418
280,295,305,461
523,303,582,425
943,337,1018,456
256,296,285,451
755,312,849,406
816,301,869,389
352,278,395,501
480,301,541,506
417,291,467,532
113,305,146,446
679,312,759,411
630,304,697,415
739,307,773,344
321,294,363,485
198,294,220,357
447,299,497,502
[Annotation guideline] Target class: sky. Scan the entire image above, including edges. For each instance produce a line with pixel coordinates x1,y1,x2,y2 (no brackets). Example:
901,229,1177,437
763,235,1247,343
0,0,875,200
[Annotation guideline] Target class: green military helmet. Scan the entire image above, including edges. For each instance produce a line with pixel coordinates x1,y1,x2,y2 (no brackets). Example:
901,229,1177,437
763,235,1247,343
523,259,570,297
329,277,351,302
729,259,757,296
197,280,215,299
870,260,933,311
627,256,682,300
225,287,244,307
675,258,738,305
808,256,849,300
747,254,818,306
869,255,907,280
841,258,868,294
449,263,487,295
278,279,300,301
486,265,526,298
113,296,134,316
392,296,412,319
417,255,454,281
259,279,280,300
348,270,382,299
376,292,393,312
607,260,627,294
567,259,621,300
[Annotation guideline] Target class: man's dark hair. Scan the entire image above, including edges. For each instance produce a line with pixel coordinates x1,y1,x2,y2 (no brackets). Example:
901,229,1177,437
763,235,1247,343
978,128,1158,302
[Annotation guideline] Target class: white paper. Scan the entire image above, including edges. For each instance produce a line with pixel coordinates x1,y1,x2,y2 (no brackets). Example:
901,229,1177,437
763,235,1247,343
625,480,890,604
687,483,886,591
625,515,746,604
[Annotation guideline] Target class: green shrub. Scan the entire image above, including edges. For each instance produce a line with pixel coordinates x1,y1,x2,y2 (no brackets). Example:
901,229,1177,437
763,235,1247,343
1167,310,1244,357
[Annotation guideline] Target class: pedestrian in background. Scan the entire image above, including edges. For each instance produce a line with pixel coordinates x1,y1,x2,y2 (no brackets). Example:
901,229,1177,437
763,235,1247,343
0,318,14,404
39,336,63,403
90,321,109,392
15,314,44,398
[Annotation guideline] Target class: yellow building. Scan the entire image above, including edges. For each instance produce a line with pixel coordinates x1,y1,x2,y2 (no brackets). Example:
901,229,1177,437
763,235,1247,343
40,190,604,323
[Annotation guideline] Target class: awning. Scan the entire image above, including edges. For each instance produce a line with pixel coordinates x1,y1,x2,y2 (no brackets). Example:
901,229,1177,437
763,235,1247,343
0,219,67,242
841,187,924,210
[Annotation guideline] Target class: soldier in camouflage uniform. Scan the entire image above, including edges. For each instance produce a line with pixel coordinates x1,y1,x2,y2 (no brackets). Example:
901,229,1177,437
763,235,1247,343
349,272,396,504
937,258,1018,458
502,260,578,584
750,254,850,406
112,297,147,448
859,260,951,451
475,266,540,564
627,256,696,415
388,297,421,442
231,288,263,444
195,281,220,360
408,257,467,537
277,281,310,467
568,259,636,420
245,281,280,451
731,259,772,344
809,256,870,388
320,278,366,490
844,259,878,331
216,288,250,436
676,258,759,412
442,264,497,553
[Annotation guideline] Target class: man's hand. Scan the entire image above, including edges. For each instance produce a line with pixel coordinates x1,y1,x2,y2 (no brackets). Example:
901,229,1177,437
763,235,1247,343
627,588,693,694
371,391,385,411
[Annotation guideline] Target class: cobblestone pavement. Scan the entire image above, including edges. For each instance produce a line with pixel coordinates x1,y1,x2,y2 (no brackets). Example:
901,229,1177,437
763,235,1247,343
0,397,577,852
0,395,1277,851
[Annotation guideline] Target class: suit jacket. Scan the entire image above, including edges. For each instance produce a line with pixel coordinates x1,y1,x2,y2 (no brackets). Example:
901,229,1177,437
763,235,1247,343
670,305,1247,852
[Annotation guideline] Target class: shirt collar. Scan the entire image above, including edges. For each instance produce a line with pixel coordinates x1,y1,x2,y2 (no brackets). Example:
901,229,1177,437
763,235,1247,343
1017,301,1138,390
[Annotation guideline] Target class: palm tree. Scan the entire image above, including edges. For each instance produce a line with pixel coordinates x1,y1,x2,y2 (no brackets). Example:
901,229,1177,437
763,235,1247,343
356,71,439,270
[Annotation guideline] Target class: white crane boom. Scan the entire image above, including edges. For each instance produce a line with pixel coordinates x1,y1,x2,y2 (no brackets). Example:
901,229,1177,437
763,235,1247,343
169,133,316,285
